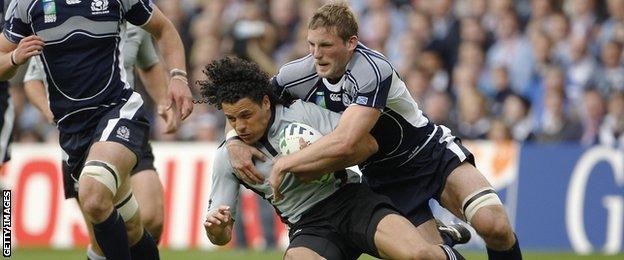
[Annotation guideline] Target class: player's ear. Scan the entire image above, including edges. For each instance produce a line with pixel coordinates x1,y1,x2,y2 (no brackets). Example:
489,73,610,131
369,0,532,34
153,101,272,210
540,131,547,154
262,95,271,110
346,35,358,51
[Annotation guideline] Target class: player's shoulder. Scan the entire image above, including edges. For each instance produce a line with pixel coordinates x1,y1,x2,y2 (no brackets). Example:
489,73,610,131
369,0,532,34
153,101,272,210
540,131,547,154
6,0,35,14
349,43,394,78
284,99,317,114
274,54,317,85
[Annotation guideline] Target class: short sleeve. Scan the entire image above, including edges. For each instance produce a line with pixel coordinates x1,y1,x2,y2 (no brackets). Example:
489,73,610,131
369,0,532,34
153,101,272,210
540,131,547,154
121,0,154,26
3,0,33,44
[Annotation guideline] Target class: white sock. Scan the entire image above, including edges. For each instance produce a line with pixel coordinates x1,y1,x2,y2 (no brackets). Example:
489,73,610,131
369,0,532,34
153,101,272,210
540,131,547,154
87,245,106,260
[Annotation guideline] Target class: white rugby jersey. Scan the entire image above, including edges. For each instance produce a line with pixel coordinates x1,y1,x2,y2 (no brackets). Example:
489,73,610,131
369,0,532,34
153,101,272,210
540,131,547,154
208,100,360,225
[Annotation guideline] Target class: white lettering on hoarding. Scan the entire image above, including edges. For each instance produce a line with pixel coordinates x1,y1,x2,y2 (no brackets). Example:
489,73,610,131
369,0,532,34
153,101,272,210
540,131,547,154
567,147,623,254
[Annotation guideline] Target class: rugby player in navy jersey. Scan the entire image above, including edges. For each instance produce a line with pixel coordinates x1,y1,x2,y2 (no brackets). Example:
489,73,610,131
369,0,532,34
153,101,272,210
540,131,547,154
23,22,175,259
0,0,192,259
227,2,521,260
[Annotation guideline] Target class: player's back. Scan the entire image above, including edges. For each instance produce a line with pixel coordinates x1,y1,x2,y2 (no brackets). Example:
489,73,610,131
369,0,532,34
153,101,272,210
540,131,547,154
3,0,151,133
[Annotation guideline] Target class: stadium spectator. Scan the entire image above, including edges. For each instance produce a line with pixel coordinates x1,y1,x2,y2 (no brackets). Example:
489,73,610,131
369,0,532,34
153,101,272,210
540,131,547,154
580,88,606,146
534,90,582,143
598,91,624,148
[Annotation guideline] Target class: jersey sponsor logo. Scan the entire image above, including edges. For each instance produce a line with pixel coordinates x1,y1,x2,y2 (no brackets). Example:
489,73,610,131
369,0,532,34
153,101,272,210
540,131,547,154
91,0,109,14
66,0,81,4
116,125,130,141
43,1,57,23
329,93,341,102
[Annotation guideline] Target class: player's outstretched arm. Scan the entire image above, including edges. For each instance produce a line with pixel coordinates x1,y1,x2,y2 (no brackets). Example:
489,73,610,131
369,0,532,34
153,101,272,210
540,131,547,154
203,205,234,246
138,62,179,134
142,7,193,120
0,35,43,80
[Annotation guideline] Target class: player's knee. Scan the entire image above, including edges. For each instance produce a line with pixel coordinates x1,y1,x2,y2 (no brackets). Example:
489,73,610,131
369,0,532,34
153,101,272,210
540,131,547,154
472,207,514,244
79,191,113,222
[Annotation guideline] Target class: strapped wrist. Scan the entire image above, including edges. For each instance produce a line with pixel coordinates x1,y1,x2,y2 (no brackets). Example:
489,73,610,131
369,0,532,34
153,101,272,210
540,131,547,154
10,51,18,67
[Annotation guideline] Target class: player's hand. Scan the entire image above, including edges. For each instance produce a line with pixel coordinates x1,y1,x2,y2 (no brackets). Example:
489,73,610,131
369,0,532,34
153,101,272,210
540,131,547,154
203,206,233,236
13,36,44,65
226,139,266,184
157,101,179,134
165,77,193,121
269,156,288,202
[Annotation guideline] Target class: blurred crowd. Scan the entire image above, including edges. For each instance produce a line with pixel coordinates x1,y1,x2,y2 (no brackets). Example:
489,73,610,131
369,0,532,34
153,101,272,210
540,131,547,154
7,0,624,148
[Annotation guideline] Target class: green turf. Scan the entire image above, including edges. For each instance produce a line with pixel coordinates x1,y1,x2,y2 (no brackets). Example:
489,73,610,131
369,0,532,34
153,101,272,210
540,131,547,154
8,248,624,259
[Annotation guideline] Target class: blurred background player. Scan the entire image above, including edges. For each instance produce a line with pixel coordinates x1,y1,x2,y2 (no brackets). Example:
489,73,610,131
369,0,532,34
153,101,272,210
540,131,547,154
22,22,176,260
0,0,192,259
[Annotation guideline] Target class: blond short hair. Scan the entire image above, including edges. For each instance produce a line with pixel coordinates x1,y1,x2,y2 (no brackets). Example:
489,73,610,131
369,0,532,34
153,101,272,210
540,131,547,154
308,1,358,41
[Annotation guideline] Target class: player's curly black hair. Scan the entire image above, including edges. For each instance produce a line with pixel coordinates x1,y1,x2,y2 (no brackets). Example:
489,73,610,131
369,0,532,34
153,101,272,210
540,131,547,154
198,57,283,110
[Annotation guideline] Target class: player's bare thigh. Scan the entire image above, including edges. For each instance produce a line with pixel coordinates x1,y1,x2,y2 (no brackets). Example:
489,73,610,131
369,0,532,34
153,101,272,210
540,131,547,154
284,247,326,260
131,169,164,237
439,162,493,217
374,214,442,259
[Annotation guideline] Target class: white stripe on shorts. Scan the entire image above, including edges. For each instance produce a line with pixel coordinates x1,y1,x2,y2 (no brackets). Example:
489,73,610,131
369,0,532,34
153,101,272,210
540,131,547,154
438,125,467,162
100,92,143,141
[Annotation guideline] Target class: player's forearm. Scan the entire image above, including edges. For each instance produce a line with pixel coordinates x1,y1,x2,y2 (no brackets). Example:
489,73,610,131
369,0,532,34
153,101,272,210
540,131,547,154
0,52,18,80
144,9,186,73
154,24,185,73
288,132,378,175
138,63,168,104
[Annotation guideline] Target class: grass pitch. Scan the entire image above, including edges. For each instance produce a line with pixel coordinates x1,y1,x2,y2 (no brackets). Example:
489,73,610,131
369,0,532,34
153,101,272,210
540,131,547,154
7,248,624,259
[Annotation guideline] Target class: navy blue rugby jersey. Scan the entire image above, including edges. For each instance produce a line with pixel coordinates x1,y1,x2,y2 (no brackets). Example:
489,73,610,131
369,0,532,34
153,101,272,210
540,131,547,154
3,0,154,133
272,43,438,175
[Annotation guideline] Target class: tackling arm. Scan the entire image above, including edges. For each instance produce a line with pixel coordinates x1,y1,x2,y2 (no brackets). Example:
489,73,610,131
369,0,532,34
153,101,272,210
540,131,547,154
279,105,380,174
